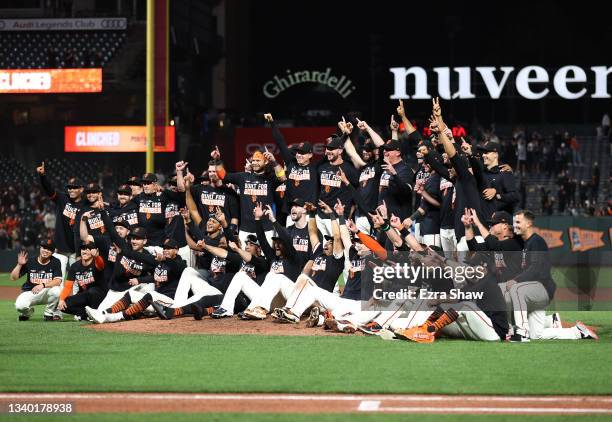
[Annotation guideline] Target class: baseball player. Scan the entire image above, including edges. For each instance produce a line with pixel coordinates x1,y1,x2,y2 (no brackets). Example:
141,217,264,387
74,182,108,251
504,210,598,341
87,238,186,324
108,184,139,230
10,239,63,321
86,212,155,312
36,161,84,278
58,242,107,320
126,176,143,196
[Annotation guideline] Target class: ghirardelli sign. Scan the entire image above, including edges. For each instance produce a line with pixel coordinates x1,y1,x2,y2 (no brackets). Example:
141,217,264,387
389,65,612,100
263,67,356,99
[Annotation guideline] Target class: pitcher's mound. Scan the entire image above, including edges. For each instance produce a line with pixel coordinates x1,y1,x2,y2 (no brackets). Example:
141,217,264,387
87,316,365,336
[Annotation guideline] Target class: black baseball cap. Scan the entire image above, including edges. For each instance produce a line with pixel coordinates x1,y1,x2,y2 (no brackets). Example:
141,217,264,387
126,176,142,187
162,238,179,249
383,140,401,151
80,241,97,251
326,136,344,150
84,183,102,193
477,141,501,154
488,211,512,225
39,238,55,251
245,234,260,246
323,235,334,241
141,173,158,183
114,220,130,229
129,227,147,239
117,184,132,195
290,198,306,208
65,177,83,189
293,142,313,154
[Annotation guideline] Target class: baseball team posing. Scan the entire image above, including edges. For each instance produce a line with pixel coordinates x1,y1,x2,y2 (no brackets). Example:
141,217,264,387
11,99,599,343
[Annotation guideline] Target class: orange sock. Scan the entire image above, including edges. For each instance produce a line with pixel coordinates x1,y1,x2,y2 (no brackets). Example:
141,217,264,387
431,309,459,332
173,308,184,317
108,294,131,313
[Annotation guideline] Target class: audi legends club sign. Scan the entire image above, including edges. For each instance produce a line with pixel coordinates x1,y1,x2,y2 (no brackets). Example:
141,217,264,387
0,69,102,93
65,126,175,153
389,65,612,100
0,17,127,31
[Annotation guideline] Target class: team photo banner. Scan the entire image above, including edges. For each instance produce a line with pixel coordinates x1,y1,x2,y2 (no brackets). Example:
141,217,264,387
0,69,102,93
65,126,175,152
0,17,127,31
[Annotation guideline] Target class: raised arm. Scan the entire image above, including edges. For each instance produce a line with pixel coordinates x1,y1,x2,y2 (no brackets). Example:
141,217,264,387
305,202,320,252
101,211,127,250
184,179,202,226
356,118,385,147
36,161,58,199
264,113,292,164
254,204,275,261
80,211,94,243
396,99,417,135
10,251,28,281
433,98,457,158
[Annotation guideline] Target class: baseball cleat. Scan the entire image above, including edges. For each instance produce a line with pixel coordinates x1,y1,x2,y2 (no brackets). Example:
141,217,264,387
243,307,267,320
85,306,106,324
305,306,321,328
152,301,172,320
43,314,62,321
211,307,232,319
18,315,30,321
336,320,357,333
507,333,530,342
19,308,35,321
358,322,383,335
575,321,599,340
551,312,562,329
271,308,283,320
276,307,299,324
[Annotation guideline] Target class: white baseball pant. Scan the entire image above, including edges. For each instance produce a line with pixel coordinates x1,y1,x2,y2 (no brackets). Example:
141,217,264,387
248,272,295,311
15,286,61,318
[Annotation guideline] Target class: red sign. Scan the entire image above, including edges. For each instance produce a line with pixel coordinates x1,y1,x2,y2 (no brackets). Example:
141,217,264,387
0,69,102,93
65,126,175,152
233,127,336,169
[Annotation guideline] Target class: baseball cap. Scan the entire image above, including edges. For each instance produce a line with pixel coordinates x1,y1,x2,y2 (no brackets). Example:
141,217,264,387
293,142,313,154
323,235,334,241
488,211,512,225
65,177,83,189
80,241,97,251
39,238,56,251
117,184,132,195
114,220,130,229
290,198,306,208
162,238,179,249
126,176,142,187
140,173,158,183
477,141,501,154
326,136,344,150
84,183,102,193
383,140,401,151
129,227,147,239
245,234,260,246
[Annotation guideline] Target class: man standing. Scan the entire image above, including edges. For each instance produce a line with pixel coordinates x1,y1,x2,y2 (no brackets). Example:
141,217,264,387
36,161,84,278
11,239,63,321
474,142,519,216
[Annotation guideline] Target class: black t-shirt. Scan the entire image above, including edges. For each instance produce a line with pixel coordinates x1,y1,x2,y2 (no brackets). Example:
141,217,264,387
450,154,485,239
93,234,116,284
256,220,302,282
515,233,556,299
19,256,62,292
224,172,280,232
273,221,314,265
378,160,414,220
192,183,239,225
67,257,107,293
39,174,84,253
151,256,187,298
132,189,184,246
271,121,319,207
462,274,509,340
164,199,187,248
342,246,365,300
225,252,270,286
317,160,359,218
109,202,139,230
108,251,155,292
310,243,344,292
76,205,110,250
357,161,382,213
419,172,441,235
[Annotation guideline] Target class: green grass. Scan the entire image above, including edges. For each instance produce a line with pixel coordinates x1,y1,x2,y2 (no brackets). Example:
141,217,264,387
13,414,612,422
0,298,611,395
